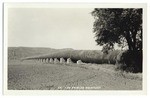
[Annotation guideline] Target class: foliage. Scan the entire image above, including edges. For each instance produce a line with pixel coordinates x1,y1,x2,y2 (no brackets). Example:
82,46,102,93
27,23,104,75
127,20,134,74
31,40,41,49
91,8,142,52
116,50,142,73
91,8,143,72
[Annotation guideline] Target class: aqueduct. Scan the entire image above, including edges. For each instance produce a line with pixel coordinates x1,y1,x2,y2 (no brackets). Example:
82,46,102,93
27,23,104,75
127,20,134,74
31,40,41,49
23,56,84,64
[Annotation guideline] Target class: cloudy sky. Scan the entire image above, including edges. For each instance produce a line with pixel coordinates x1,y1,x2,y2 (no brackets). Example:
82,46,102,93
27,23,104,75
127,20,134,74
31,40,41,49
8,8,102,50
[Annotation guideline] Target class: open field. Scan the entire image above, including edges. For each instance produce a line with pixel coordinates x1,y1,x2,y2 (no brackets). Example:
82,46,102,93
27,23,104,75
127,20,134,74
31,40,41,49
8,60,142,90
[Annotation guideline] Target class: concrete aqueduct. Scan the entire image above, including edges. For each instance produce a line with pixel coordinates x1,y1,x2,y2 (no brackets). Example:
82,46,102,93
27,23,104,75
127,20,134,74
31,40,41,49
23,57,84,64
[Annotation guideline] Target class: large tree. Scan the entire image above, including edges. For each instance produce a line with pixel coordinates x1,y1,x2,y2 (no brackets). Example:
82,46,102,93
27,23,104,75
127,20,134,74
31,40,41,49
91,8,142,52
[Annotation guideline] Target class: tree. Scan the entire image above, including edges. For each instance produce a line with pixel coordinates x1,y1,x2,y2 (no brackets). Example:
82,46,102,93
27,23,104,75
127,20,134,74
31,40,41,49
91,8,143,72
91,8,142,52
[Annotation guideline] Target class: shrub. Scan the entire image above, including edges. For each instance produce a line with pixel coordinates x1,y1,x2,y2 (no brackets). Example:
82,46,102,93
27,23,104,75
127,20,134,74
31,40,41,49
116,50,142,73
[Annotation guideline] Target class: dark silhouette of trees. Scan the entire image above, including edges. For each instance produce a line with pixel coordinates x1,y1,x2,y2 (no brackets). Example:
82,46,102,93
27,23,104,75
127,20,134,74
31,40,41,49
91,8,142,52
91,8,143,72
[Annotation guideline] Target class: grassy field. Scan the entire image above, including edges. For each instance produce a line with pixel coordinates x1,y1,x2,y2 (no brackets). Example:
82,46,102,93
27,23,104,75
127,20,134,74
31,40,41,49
8,60,142,90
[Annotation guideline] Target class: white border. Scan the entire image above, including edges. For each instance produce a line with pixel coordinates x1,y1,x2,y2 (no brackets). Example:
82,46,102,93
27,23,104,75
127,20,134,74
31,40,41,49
2,2,147,96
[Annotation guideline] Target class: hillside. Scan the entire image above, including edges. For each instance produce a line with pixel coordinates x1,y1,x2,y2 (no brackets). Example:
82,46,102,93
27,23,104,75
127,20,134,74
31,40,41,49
8,47,59,60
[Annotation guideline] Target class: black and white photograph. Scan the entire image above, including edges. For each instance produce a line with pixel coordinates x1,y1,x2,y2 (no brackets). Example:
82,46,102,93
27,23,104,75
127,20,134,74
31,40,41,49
3,3,147,94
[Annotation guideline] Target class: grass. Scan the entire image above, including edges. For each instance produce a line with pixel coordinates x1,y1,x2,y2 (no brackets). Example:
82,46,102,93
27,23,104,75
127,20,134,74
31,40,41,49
8,60,142,90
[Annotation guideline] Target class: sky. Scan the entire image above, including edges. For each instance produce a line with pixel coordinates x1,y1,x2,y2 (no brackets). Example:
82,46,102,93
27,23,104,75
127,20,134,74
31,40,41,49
8,8,102,50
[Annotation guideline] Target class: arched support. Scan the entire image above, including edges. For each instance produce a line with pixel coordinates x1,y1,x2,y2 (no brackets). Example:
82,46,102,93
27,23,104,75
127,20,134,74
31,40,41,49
54,58,59,64
60,58,66,64
77,60,83,64
45,58,49,63
67,58,73,64
50,58,54,63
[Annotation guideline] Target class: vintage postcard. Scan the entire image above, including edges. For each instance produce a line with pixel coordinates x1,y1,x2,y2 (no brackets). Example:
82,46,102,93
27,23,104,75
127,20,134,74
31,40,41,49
3,3,147,95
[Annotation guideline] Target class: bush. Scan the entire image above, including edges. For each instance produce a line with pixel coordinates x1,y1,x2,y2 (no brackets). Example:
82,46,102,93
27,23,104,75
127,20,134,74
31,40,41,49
116,50,142,73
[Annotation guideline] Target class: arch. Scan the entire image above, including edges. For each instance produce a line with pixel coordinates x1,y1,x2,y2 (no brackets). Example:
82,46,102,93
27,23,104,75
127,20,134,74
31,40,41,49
60,58,66,64
67,58,73,64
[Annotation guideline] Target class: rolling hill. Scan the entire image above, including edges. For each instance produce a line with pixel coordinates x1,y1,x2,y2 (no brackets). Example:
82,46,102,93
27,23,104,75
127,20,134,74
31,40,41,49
8,47,61,60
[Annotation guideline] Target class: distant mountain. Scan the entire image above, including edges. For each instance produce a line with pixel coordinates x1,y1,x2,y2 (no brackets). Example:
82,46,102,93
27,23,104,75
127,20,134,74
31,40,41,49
8,47,60,60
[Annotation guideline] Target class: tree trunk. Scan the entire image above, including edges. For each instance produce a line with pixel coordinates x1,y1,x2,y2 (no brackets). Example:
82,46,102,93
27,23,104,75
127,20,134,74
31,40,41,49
125,32,133,51
132,31,137,51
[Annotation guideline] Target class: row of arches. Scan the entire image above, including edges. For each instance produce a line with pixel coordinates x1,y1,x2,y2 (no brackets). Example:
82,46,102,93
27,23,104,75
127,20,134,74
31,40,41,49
24,57,83,64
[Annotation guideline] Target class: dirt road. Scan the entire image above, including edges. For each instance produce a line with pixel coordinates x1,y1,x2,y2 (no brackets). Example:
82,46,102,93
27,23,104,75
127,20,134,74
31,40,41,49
8,60,142,90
